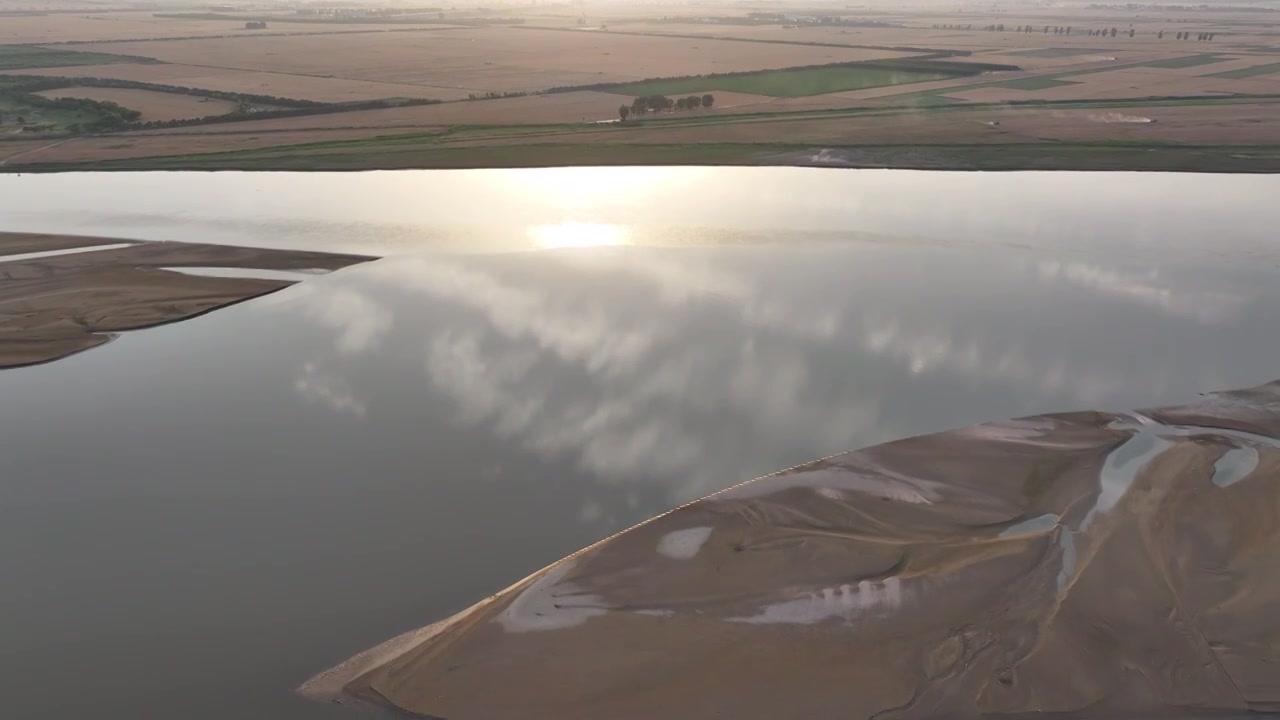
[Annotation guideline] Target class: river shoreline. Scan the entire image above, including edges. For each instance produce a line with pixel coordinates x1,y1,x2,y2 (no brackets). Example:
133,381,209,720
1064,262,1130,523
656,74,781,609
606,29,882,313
4,143,1280,174
0,232,371,368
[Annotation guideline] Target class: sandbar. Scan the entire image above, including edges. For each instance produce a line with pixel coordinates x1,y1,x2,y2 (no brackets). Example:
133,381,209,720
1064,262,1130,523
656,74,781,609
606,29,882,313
304,381,1280,719
0,232,371,369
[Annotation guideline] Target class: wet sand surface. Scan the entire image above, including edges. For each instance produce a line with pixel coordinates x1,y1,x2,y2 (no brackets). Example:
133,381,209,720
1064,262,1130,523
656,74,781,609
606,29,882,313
0,232,371,368
311,382,1280,720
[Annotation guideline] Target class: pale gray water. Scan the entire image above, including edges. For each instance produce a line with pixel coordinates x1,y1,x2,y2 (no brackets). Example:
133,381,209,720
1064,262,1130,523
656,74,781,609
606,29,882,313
999,512,1060,538
1213,447,1261,488
1,169,1279,261
0,168,1278,720
0,241,134,263
161,266,331,281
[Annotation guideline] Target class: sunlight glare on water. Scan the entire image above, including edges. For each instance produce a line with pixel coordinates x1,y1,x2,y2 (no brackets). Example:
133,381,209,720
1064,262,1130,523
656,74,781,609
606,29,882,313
0,170,1278,259
492,165,715,213
528,222,630,249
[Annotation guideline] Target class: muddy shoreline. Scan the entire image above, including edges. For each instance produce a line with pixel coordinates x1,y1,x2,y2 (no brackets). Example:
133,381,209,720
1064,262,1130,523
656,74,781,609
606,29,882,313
306,381,1280,720
4,142,1280,174
0,232,372,369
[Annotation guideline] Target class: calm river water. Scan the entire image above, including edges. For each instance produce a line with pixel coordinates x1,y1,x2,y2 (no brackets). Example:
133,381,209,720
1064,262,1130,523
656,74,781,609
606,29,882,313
1,169,1278,719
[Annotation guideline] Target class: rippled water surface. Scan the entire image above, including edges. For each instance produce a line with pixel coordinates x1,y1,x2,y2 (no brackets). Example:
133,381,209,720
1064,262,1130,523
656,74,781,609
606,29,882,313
1,168,1278,719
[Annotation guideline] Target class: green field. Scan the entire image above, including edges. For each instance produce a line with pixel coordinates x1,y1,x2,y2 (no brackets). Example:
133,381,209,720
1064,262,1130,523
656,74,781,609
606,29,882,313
1007,48,1113,58
0,45,150,71
24,140,1280,174
988,76,1081,90
610,65,958,99
1139,54,1231,69
1207,61,1280,79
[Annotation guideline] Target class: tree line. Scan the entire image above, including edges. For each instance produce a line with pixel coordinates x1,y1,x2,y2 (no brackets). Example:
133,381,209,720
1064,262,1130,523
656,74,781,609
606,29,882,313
1088,3,1274,11
943,23,1217,40
466,90,532,100
2,74,326,108
0,74,445,134
131,97,442,130
0,76,141,131
1019,25,1074,34
0,93,140,132
619,93,715,120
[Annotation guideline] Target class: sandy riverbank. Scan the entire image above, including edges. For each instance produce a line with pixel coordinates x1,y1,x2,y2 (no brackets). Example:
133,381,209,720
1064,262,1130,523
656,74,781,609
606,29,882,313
305,380,1280,719
0,232,371,368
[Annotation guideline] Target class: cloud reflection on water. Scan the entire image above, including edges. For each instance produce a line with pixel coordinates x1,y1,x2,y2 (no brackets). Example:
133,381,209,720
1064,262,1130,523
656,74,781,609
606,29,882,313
1036,260,1245,323
272,238,1278,506
278,284,394,355
294,361,368,420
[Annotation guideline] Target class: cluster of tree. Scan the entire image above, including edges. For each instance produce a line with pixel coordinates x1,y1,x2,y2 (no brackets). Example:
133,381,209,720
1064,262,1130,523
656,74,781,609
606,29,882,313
1088,3,1275,11
244,20,267,29
44,96,140,125
0,91,141,132
1017,25,1073,34
0,45,161,70
619,93,715,120
1,74,446,135
1,74,325,109
933,24,976,30
659,14,898,28
931,21,1218,42
293,6,443,18
466,90,532,100
130,97,443,130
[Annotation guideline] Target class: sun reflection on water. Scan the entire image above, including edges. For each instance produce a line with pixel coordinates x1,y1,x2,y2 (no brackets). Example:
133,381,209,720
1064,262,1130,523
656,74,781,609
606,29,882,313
528,222,629,249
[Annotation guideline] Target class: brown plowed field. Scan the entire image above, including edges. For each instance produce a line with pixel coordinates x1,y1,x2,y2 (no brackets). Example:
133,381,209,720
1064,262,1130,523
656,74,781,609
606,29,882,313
73,28,920,94
3,126,420,164
430,101,1280,148
134,91,637,132
11,100,1274,169
0,63,465,102
1,11,425,43
123,90,780,135
605,20,1280,56
35,86,239,120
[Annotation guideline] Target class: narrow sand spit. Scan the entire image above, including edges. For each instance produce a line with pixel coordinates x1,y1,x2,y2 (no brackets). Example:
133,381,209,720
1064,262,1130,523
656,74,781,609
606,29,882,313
304,381,1280,719
0,232,371,369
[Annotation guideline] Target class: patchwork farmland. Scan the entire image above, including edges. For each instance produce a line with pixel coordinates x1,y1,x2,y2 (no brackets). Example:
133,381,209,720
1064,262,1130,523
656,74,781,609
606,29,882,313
0,0,1277,170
